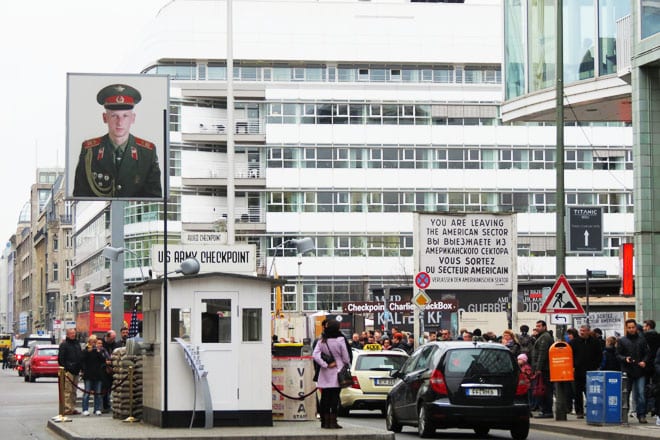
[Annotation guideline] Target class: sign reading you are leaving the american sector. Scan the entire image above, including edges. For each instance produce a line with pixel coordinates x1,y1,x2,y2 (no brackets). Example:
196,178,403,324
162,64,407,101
414,213,516,291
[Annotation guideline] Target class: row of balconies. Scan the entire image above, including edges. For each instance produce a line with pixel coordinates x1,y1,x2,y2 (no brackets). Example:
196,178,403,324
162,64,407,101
180,151,265,186
195,118,263,135
181,118,266,143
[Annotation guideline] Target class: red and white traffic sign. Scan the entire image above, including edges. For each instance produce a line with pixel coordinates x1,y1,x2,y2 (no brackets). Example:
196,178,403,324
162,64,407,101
414,272,431,290
540,274,585,314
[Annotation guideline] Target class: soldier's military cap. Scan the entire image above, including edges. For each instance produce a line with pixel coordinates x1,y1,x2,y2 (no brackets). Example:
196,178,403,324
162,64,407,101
96,84,142,110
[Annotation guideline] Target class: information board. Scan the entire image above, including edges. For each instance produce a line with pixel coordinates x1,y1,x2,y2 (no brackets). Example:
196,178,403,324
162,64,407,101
415,213,515,290
151,244,256,274
568,207,603,253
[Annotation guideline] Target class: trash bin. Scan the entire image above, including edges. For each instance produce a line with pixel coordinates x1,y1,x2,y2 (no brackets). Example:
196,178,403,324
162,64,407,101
586,371,622,425
549,341,574,382
272,356,316,421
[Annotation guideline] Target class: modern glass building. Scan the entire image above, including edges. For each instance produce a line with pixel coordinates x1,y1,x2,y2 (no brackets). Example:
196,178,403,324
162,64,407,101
503,0,632,122
503,0,660,320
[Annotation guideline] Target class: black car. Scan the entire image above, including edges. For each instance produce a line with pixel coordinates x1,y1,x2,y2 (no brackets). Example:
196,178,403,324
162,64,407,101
385,341,530,439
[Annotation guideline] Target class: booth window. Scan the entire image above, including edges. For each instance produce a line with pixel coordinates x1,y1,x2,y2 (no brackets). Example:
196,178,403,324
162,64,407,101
201,299,232,343
170,308,191,342
242,308,262,342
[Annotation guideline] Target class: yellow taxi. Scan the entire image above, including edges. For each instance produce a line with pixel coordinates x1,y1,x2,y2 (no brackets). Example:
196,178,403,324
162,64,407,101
338,345,408,416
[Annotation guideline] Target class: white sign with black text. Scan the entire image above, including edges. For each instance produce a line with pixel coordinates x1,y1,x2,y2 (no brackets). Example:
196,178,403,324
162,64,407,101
151,244,256,275
414,213,516,290
573,312,625,338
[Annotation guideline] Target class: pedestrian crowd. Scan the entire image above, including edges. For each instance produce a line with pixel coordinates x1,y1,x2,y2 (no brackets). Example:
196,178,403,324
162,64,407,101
523,318,660,425
57,326,130,416
341,318,660,426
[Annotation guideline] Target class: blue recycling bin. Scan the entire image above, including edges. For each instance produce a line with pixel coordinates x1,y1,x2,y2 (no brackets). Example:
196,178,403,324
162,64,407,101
586,371,622,425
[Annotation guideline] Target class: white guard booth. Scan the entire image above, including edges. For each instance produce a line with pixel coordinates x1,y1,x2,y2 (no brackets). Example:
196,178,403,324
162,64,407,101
141,272,278,427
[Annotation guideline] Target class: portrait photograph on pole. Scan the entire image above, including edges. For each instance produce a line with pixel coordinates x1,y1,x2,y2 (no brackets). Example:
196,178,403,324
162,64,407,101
65,73,169,201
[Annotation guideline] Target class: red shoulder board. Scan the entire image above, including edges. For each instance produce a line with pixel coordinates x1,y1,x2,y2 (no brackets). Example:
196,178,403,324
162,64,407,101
82,137,102,149
134,137,155,150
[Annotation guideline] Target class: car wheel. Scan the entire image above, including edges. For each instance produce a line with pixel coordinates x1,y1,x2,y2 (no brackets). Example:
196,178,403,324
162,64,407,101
385,401,402,433
29,371,36,382
417,403,435,438
510,421,530,440
18,369,23,377
474,426,490,437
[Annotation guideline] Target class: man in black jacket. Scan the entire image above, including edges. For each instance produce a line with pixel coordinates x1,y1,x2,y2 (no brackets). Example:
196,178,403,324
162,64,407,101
101,330,121,412
531,320,554,418
642,320,659,418
58,328,83,415
617,319,650,423
569,325,602,418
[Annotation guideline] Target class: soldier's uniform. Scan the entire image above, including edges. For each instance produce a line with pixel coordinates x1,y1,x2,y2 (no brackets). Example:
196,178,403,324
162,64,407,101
72,83,162,198
73,133,162,197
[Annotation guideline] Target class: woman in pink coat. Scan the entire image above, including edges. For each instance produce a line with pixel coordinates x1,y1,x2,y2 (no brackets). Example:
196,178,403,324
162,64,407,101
312,319,350,429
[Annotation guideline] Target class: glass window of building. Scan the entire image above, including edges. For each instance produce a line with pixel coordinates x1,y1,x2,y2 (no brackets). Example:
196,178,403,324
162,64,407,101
599,0,630,75
564,0,596,82
641,0,660,39
528,0,556,92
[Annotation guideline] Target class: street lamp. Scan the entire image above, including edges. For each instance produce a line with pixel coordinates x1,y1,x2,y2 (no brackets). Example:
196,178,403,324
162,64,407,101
160,257,201,277
172,257,201,276
104,245,201,279
102,246,147,281
269,238,315,313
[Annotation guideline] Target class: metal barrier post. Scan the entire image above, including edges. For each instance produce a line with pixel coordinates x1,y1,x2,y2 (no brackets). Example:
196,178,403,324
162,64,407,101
123,365,137,423
620,372,629,426
51,367,72,423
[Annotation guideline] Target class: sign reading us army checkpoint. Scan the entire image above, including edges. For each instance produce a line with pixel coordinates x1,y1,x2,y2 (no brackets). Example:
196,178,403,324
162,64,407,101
414,213,515,290
151,244,256,274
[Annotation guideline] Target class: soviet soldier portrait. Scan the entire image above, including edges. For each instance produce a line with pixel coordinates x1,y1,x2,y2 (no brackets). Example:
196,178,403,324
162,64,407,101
73,83,162,198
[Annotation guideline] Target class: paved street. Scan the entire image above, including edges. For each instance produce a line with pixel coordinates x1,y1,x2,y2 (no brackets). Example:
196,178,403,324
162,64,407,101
344,410,575,440
3,366,658,440
0,367,60,439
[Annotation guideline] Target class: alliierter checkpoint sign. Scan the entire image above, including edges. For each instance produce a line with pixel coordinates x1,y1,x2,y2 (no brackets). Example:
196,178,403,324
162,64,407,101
414,213,516,290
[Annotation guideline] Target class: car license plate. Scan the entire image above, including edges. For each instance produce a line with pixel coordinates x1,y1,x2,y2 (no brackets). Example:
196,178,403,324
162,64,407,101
375,378,394,386
47,360,58,364
466,388,499,396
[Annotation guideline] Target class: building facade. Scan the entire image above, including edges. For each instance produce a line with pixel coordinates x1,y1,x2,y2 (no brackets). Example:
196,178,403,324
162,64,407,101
71,0,634,324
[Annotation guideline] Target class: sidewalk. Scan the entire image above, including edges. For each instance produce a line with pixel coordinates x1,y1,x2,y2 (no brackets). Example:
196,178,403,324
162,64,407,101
530,413,660,440
47,416,394,440
47,412,660,440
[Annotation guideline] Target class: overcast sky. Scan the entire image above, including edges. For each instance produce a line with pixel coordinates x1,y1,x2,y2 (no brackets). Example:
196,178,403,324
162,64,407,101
0,0,167,245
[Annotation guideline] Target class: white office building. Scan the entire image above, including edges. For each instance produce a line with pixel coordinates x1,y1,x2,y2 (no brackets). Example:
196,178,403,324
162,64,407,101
73,0,632,325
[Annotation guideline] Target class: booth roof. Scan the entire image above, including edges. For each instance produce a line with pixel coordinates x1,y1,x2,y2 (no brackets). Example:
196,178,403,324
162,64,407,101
132,271,287,289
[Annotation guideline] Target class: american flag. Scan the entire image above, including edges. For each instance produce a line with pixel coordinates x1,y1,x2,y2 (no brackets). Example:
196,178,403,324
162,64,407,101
128,300,140,338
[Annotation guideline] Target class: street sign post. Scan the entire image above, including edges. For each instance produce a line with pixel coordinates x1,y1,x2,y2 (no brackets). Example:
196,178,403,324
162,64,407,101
585,269,607,325
568,207,603,253
412,289,431,309
414,272,431,290
540,275,585,314
550,313,572,325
